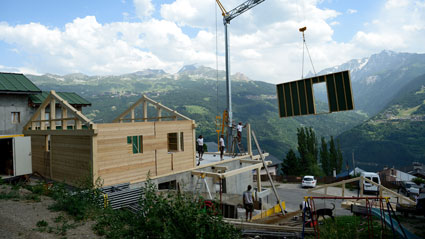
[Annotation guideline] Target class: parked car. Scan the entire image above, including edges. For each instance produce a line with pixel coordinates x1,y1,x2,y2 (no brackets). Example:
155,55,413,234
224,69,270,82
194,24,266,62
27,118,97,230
302,175,317,188
360,172,381,194
400,181,421,197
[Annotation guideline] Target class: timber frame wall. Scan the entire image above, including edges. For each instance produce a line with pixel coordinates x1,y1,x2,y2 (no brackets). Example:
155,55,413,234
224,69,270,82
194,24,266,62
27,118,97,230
24,91,196,186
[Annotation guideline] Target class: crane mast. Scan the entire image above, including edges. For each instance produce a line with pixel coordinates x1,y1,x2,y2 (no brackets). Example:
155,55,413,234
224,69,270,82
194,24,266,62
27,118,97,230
215,0,265,150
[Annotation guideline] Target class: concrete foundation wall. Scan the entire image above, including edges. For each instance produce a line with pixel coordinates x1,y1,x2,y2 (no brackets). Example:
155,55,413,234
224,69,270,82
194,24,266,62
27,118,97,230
0,94,35,135
138,159,254,200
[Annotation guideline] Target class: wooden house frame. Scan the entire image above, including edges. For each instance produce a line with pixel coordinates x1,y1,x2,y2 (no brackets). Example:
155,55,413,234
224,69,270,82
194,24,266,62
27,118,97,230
23,91,196,187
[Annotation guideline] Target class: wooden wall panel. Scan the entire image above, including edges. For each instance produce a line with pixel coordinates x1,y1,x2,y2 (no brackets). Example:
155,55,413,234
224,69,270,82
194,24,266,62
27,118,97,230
30,136,50,177
51,135,92,186
95,120,195,186
96,122,157,186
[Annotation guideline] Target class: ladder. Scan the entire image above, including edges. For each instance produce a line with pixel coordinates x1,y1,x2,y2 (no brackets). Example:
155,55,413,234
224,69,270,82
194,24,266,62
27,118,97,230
230,136,245,157
193,172,212,200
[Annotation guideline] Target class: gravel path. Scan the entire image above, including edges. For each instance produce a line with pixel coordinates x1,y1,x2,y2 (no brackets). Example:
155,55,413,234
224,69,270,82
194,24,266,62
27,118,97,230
0,184,101,239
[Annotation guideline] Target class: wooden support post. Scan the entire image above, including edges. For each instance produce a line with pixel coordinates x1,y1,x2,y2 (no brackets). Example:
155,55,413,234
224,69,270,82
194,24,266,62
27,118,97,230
157,106,162,122
50,98,56,130
131,109,135,123
342,183,345,197
247,123,252,156
76,119,82,130
143,100,147,122
252,130,285,216
62,107,68,130
360,176,364,197
91,135,97,182
177,132,181,152
40,107,46,130
256,169,262,193
324,187,328,195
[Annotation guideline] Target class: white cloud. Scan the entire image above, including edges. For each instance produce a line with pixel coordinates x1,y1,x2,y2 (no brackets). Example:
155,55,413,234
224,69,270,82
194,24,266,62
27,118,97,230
385,0,409,9
0,0,425,84
347,9,357,14
133,0,155,19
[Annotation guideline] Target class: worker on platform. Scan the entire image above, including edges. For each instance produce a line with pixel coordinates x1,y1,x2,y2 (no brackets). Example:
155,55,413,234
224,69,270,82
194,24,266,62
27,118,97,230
243,185,254,221
196,135,204,165
236,122,246,142
219,135,225,160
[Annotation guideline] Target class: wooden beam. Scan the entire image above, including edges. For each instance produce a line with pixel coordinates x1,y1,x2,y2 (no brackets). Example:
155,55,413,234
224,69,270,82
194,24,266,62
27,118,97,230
240,159,272,164
50,91,91,124
221,162,265,178
157,106,162,122
23,129,97,136
211,166,228,171
50,97,56,130
24,95,51,130
247,123,252,156
252,130,285,216
143,100,147,122
62,107,68,130
191,171,221,179
112,95,146,123
40,107,46,130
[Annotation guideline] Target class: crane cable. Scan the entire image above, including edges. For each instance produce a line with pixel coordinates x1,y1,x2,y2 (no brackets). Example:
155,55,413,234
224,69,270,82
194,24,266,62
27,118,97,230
300,27,317,79
299,0,317,79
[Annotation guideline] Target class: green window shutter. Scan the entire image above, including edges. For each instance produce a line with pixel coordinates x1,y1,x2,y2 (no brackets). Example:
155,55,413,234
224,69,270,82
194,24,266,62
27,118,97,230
127,136,132,144
138,136,143,153
132,136,138,153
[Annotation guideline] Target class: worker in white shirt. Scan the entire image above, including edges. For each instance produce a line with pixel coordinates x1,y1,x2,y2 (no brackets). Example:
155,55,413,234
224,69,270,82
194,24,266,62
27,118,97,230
219,135,225,160
196,135,204,166
243,185,254,221
236,122,246,142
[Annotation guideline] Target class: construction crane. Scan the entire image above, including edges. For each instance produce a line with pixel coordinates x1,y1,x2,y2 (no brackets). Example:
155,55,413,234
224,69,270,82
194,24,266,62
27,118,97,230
215,0,265,150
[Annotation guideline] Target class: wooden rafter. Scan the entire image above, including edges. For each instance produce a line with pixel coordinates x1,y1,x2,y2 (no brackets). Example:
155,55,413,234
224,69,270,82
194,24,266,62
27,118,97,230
113,95,191,123
24,90,93,131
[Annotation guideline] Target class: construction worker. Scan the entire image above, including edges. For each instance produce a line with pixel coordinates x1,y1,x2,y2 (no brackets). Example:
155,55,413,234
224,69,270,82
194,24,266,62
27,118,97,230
196,135,204,165
243,185,254,221
219,135,225,160
236,122,246,142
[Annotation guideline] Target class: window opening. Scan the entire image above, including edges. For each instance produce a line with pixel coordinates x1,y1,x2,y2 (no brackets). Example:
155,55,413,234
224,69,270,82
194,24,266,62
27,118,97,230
313,82,329,114
11,112,20,124
129,135,143,154
158,180,177,190
168,133,178,152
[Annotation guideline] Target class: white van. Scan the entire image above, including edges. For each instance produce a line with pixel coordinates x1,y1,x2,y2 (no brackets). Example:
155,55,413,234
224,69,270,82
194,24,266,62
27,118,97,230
361,172,381,194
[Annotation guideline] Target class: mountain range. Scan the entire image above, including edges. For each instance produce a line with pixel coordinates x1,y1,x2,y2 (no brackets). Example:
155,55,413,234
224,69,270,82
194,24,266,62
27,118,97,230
26,50,425,172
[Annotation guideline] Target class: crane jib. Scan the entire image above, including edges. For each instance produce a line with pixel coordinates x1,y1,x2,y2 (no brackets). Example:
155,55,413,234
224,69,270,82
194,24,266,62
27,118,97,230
221,0,266,23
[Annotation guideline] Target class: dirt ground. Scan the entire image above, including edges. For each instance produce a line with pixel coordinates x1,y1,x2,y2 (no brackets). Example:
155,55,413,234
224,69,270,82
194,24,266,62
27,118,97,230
0,184,102,239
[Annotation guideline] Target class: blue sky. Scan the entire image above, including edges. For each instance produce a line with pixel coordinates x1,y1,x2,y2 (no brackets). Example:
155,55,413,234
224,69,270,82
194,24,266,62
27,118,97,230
1,0,424,83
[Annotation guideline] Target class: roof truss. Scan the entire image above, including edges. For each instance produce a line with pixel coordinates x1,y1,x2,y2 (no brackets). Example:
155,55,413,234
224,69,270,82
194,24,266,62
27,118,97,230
24,90,93,131
113,95,191,123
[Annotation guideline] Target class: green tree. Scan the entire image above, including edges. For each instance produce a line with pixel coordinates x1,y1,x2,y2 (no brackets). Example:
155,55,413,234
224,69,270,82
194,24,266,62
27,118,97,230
296,127,319,175
282,149,299,176
329,136,337,175
320,137,330,176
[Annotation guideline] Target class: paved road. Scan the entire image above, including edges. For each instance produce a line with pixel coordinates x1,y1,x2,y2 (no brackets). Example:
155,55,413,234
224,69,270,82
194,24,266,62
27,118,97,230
270,183,355,216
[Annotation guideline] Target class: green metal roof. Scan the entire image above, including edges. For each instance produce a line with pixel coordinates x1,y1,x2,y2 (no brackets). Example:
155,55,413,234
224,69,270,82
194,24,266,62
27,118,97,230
30,92,91,106
0,72,41,93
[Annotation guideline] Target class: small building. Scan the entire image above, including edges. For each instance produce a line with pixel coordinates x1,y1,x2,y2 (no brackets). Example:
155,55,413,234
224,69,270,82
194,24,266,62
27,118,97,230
0,72,91,178
379,167,415,182
23,91,196,187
